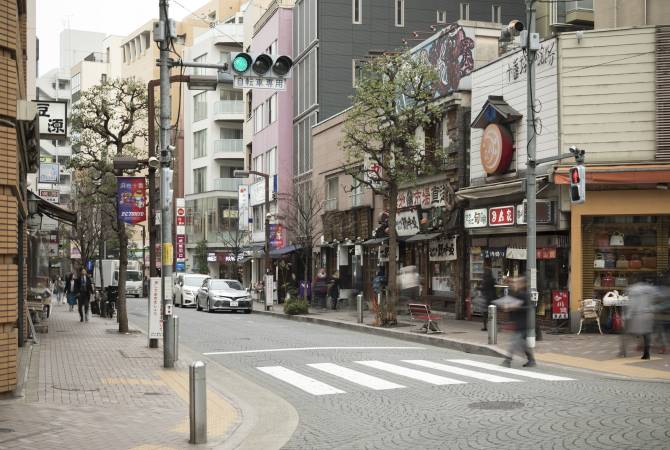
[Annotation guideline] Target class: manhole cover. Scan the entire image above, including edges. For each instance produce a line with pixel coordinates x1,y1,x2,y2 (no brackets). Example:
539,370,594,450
0,428,14,433
468,401,524,410
52,385,100,393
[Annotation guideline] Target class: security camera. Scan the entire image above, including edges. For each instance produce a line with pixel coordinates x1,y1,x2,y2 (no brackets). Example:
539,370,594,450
147,156,160,169
500,19,524,41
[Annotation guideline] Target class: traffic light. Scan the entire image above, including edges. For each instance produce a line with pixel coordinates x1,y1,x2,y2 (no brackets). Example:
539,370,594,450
569,165,585,204
231,52,294,79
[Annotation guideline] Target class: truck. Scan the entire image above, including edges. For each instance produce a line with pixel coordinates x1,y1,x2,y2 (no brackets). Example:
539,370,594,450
93,259,144,297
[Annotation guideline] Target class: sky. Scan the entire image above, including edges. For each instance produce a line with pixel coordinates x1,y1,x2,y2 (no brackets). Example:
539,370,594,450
36,0,209,76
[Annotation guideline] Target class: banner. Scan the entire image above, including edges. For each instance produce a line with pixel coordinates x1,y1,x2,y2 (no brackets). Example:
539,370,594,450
552,290,569,320
238,185,249,231
117,176,146,224
429,236,457,262
269,224,285,250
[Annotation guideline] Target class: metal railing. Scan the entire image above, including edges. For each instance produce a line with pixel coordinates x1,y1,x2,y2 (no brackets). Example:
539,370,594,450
212,177,244,192
214,100,244,115
213,139,243,154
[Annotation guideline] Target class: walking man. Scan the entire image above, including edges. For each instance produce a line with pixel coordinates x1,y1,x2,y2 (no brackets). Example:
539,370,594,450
75,268,94,322
502,277,536,368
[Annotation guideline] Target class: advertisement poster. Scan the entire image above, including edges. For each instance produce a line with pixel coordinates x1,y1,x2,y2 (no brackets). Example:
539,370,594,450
39,163,60,183
117,177,146,224
552,290,569,320
269,224,285,250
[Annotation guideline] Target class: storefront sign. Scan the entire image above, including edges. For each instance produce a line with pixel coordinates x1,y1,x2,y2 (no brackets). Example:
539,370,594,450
207,252,217,262
148,277,162,340
397,183,447,209
117,177,146,224
552,290,569,319
35,100,67,137
537,247,557,260
249,180,265,206
480,123,514,175
396,210,420,236
39,163,60,183
516,200,553,225
482,247,506,259
429,236,457,262
489,206,515,227
506,247,527,260
464,208,488,228
39,189,60,203
238,185,249,230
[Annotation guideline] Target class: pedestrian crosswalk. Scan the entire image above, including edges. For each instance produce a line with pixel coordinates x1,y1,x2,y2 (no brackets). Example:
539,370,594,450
256,359,574,396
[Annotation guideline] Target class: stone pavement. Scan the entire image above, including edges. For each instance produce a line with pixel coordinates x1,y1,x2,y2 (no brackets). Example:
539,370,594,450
0,300,240,450
255,300,670,380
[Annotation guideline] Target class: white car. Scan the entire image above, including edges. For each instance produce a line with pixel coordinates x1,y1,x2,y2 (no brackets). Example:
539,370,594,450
174,273,210,307
196,278,251,313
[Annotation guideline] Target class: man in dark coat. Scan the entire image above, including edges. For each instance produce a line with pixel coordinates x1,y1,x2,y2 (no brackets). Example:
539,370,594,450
502,276,536,368
75,268,94,322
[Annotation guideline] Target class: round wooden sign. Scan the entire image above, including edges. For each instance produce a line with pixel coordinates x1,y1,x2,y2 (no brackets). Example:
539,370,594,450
480,124,514,175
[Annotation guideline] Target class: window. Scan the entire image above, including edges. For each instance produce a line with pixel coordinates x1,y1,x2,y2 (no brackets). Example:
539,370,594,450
245,91,252,120
252,205,264,231
266,40,278,55
193,129,207,158
352,59,369,87
395,0,404,27
266,94,277,124
351,177,363,207
193,167,206,193
254,104,264,133
352,0,362,24
492,5,502,23
220,87,242,101
437,10,447,24
220,128,242,140
266,147,277,177
460,3,470,21
194,92,207,122
100,73,107,84
253,154,264,181
193,54,207,76
326,177,338,210
71,72,81,94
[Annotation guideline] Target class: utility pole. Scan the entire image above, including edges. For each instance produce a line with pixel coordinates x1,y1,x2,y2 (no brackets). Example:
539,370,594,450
158,0,175,368
525,0,538,349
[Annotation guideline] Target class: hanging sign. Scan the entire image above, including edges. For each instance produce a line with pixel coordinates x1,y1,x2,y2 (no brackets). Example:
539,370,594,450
34,100,67,137
269,224,285,250
552,290,569,320
464,208,488,228
489,205,515,227
480,123,514,175
238,185,249,230
517,200,553,225
39,163,60,183
395,210,420,236
117,177,146,224
482,247,507,259
429,236,458,262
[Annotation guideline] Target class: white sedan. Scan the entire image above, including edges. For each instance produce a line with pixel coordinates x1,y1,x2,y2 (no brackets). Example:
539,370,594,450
196,278,252,313
174,273,210,307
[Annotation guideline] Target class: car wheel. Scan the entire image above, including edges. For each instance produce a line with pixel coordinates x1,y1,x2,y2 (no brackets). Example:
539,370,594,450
196,298,202,311
207,298,214,313
244,308,252,314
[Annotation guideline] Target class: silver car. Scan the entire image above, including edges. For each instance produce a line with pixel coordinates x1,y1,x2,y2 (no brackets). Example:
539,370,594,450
174,273,209,307
196,279,251,313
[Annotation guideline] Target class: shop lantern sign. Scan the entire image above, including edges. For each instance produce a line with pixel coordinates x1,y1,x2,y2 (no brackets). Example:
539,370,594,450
429,236,458,262
489,206,515,227
464,208,488,228
396,210,420,236
397,183,447,209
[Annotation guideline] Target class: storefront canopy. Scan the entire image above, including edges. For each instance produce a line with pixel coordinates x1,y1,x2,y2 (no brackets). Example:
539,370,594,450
456,176,549,201
553,164,670,185
269,244,301,258
29,190,76,226
405,232,442,242
362,237,388,245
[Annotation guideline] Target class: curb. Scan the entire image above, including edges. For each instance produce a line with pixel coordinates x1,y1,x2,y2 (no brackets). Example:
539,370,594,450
252,308,508,359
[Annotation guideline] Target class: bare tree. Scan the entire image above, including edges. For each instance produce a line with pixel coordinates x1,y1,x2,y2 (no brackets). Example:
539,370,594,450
217,225,250,279
69,78,148,333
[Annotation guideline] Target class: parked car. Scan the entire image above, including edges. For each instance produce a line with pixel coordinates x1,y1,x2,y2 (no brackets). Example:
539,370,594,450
196,278,251,313
173,273,209,307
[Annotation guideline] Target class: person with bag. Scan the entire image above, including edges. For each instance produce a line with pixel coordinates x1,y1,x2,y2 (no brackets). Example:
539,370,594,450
64,269,78,312
480,259,496,331
74,268,94,322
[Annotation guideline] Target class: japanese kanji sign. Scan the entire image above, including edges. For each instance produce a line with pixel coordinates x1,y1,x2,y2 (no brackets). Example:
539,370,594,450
234,76,287,90
396,210,420,237
464,208,488,228
397,183,447,209
488,206,515,227
34,100,67,137
429,236,458,262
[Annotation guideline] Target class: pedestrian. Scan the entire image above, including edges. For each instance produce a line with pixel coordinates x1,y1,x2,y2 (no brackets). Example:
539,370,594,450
55,275,64,304
500,276,536,368
652,271,670,353
481,259,496,331
64,269,78,312
143,275,149,298
75,268,94,322
313,268,329,309
329,271,340,310
372,267,386,306
620,281,657,360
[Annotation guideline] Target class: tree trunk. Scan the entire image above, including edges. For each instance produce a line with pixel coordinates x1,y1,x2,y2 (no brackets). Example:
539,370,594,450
386,183,399,326
303,247,310,303
117,218,129,333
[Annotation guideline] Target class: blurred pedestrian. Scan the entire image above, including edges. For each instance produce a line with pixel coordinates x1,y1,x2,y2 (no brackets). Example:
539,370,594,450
64,269,78,312
621,281,658,360
398,265,420,305
480,259,496,331
653,271,670,353
75,268,94,322
329,271,340,310
55,275,64,304
499,277,536,368
372,267,386,307
313,268,329,309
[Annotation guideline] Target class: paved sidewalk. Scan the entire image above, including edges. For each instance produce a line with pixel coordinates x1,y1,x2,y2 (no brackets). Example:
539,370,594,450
255,300,670,380
0,301,240,450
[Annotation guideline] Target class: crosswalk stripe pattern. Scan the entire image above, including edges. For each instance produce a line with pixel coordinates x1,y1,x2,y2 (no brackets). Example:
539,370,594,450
308,363,405,390
446,359,574,381
257,366,345,395
354,360,466,385
402,360,521,383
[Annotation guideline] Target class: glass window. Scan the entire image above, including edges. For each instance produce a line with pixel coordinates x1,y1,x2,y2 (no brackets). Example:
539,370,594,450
492,5,502,23
266,40,278,55
194,92,207,122
267,94,277,124
253,204,264,231
266,147,277,176
353,0,362,24
351,177,363,207
395,0,404,27
220,88,242,101
184,276,206,286
193,129,207,158
193,167,206,193
460,3,470,20
437,10,447,23
210,279,243,290
326,177,338,210
71,72,81,94
254,104,264,133
220,128,242,139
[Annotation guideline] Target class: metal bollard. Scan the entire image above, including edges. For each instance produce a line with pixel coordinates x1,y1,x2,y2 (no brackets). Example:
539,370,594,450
173,316,179,362
488,305,497,345
357,294,363,323
189,361,207,444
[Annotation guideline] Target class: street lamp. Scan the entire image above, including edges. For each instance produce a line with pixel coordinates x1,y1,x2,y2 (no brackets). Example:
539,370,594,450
234,169,272,309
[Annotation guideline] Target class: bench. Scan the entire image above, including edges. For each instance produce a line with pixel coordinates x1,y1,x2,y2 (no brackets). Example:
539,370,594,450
408,303,443,334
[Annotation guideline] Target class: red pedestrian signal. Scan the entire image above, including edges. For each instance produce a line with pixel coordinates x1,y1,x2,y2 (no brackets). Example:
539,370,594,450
569,165,585,204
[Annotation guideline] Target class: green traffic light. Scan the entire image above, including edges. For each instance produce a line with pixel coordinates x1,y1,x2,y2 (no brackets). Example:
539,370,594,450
232,54,250,73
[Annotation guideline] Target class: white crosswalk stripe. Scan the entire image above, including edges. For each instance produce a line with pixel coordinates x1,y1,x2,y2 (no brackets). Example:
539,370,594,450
446,359,574,381
257,366,345,395
403,360,521,383
354,360,466,385
308,363,405,390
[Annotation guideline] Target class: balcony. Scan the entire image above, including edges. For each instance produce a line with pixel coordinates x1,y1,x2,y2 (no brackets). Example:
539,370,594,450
214,100,244,121
213,139,244,158
213,177,244,192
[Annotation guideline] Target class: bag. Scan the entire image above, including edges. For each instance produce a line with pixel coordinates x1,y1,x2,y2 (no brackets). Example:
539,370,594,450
594,275,602,288
642,254,657,269
628,255,642,270
610,232,625,246
640,229,656,246
615,255,629,269
601,272,615,288
611,310,624,332
603,253,616,269
594,253,605,269
624,234,641,246
615,276,628,287
595,232,609,248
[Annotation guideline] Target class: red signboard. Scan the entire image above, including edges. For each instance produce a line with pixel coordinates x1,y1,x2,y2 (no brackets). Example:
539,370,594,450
176,216,185,225
489,206,515,226
176,235,185,244
552,290,569,320
177,207,185,216
176,243,185,259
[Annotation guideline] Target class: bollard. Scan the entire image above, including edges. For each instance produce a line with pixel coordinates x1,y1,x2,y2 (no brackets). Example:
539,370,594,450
488,304,497,345
189,361,207,444
173,316,179,362
357,294,363,323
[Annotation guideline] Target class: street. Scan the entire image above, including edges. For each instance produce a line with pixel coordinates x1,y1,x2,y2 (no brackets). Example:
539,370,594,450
127,299,670,449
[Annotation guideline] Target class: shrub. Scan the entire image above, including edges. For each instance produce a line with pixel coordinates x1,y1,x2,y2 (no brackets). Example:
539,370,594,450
284,298,309,315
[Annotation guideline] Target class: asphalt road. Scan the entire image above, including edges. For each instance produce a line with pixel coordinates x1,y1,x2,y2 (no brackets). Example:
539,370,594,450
127,299,670,450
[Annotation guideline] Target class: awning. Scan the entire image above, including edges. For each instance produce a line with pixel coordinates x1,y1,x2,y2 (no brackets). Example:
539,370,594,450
471,96,523,129
405,232,442,242
269,244,301,258
553,164,670,185
456,176,549,201
29,190,77,226
363,237,388,245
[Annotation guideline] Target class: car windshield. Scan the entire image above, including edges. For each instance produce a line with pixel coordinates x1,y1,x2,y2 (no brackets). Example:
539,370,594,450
184,276,206,286
210,280,243,290
127,272,142,282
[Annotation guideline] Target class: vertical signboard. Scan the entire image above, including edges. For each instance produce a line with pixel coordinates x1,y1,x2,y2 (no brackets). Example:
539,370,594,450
238,185,249,231
148,277,162,342
34,100,67,138
117,177,146,224
175,198,186,272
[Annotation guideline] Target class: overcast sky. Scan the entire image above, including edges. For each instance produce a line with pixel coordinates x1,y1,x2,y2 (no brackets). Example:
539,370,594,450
36,0,208,76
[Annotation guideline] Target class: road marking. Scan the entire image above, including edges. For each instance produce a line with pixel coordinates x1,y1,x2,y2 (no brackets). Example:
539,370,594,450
308,363,405,390
257,366,345,395
204,346,425,356
447,359,574,381
354,361,466,385
403,360,521,383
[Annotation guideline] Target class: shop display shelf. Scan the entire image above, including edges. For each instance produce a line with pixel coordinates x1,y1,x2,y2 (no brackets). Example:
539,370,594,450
593,268,656,273
593,287,627,291
595,246,656,251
